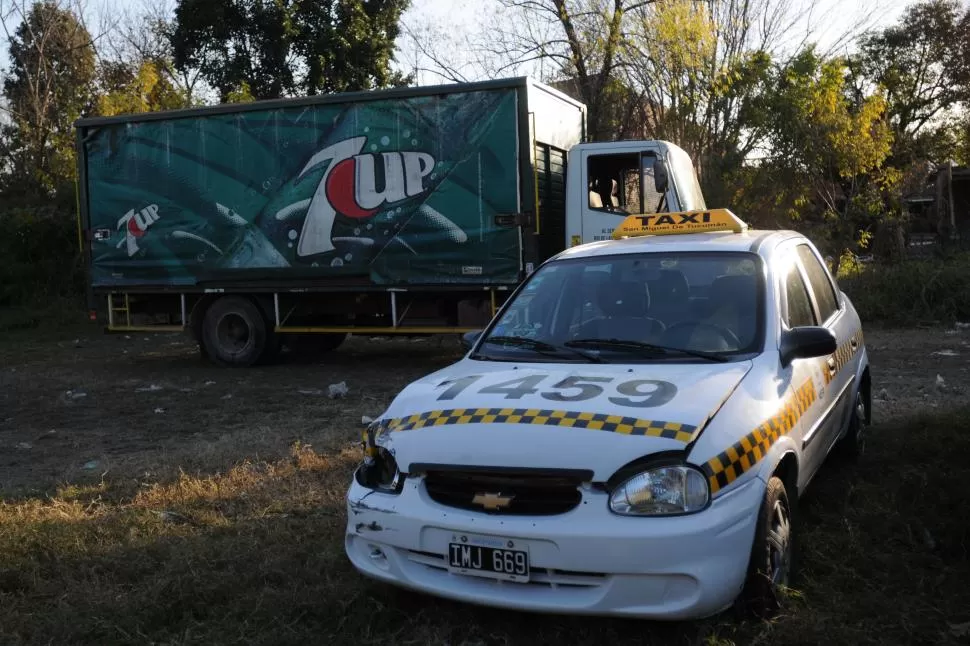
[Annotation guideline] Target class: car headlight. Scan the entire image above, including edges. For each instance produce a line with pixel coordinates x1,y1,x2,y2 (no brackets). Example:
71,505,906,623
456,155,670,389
609,465,709,516
357,421,403,493
357,447,403,493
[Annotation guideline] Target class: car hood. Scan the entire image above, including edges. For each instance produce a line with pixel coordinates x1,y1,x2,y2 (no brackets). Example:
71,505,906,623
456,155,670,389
372,358,752,481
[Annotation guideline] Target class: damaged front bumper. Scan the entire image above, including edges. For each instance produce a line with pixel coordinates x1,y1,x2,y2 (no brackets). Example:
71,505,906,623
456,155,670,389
344,473,763,620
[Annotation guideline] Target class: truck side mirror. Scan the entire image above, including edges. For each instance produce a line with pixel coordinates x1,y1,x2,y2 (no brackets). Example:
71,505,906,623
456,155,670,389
653,158,669,193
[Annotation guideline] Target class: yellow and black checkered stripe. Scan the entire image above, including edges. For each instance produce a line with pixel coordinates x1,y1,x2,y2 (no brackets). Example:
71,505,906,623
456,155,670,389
822,332,864,385
384,408,696,443
701,329,865,494
702,378,817,494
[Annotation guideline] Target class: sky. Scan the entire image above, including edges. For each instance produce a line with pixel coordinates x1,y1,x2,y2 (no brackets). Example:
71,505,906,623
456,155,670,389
0,0,923,87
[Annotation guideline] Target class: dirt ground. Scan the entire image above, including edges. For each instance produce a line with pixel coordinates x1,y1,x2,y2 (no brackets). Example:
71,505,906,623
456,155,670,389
1,323,969,497
0,330,464,497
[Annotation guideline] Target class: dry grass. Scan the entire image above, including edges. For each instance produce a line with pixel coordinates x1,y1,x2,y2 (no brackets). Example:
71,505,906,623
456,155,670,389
1,407,968,645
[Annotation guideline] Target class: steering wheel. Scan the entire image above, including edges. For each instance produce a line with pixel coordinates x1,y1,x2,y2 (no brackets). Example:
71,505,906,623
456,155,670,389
661,321,741,351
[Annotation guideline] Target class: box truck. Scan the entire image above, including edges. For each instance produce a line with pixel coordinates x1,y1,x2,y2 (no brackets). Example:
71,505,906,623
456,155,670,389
76,77,706,366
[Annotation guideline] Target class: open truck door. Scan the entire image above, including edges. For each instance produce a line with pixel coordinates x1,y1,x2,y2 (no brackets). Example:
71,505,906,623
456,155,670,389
569,142,684,246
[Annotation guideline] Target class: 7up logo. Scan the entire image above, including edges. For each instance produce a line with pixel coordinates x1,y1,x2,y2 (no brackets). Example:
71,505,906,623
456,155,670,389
286,136,435,257
117,204,160,256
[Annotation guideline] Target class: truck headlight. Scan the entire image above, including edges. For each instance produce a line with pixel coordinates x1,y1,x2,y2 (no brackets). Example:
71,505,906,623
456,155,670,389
609,466,709,515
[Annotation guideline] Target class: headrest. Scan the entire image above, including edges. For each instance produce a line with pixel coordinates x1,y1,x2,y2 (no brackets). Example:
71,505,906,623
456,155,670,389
650,269,690,305
709,274,757,310
598,281,649,317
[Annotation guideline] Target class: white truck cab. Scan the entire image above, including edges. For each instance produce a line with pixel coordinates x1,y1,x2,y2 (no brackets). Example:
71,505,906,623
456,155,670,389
565,140,706,247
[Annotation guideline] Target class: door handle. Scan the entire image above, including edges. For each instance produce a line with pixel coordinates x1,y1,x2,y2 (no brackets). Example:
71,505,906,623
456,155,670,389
850,337,858,349
827,357,836,373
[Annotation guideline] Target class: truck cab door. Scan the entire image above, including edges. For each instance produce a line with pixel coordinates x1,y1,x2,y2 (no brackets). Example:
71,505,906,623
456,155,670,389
579,146,677,244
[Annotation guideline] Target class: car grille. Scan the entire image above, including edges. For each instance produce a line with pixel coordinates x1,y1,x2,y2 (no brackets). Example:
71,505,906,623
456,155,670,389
421,468,587,516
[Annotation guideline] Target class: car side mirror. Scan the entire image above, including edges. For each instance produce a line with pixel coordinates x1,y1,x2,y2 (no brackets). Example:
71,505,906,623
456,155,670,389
461,330,482,351
780,326,837,366
653,158,669,193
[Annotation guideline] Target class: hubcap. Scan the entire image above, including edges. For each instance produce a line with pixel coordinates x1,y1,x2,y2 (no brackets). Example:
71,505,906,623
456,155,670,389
216,313,252,354
766,499,792,588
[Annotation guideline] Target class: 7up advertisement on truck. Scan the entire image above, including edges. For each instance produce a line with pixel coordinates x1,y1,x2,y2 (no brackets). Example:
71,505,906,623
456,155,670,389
82,88,521,287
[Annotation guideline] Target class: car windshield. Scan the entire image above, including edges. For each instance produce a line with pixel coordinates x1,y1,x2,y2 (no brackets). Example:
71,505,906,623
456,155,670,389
474,251,764,363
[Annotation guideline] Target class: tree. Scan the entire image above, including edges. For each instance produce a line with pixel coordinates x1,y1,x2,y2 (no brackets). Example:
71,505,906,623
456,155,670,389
856,0,970,165
759,47,894,270
622,0,774,195
401,0,881,145
95,59,187,117
1,0,96,195
102,0,205,108
169,0,412,102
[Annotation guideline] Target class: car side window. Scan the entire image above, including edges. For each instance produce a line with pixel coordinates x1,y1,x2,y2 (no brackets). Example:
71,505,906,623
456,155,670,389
785,264,817,328
796,244,840,323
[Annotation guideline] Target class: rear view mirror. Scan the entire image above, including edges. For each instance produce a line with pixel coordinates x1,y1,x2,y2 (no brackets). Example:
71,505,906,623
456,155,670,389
780,326,837,366
653,158,669,193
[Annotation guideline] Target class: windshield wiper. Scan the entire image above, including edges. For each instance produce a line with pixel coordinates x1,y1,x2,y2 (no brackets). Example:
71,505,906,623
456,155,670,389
565,338,730,363
477,335,605,363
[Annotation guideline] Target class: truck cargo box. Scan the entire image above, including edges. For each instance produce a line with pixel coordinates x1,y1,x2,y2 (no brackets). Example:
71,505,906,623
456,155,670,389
76,78,586,292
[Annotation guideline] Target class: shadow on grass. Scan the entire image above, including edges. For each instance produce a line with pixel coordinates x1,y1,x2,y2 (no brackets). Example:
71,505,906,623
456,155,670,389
1,410,969,645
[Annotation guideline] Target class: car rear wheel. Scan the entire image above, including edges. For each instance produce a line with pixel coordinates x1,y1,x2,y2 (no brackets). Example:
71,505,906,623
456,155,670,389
736,476,793,618
835,389,867,460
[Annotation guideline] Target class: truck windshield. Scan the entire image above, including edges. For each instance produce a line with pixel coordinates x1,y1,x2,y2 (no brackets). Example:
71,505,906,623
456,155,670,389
475,251,764,363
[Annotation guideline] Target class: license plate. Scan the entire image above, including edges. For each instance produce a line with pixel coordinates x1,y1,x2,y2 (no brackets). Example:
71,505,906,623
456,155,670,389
447,534,530,582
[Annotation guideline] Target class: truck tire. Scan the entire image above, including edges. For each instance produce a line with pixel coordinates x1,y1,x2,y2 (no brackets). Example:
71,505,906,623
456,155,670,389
201,296,270,367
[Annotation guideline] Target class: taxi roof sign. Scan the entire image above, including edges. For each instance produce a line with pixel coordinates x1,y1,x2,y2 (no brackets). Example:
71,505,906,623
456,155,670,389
612,208,748,239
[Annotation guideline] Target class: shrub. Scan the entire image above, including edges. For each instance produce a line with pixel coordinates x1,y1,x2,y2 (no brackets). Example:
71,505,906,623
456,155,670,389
0,203,85,326
839,253,970,324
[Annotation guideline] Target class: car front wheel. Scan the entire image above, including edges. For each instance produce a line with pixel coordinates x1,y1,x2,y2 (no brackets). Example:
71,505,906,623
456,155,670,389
737,475,793,618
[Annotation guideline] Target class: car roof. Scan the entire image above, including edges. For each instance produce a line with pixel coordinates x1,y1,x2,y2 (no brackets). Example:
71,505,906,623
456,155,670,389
553,230,805,262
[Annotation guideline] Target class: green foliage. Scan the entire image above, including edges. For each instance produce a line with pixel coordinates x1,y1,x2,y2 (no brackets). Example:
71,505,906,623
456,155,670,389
840,254,970,324
2,0,96,195
0,202,84,312
856,0,970,165
96,60,188,117
225,80,256,104
735,47,895,263
170,0,412,101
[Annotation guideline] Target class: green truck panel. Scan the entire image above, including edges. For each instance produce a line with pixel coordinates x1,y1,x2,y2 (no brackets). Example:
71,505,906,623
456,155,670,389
80,87,530,288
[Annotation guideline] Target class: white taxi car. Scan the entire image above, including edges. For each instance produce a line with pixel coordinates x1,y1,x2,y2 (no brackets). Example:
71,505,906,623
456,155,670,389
344,210,870,620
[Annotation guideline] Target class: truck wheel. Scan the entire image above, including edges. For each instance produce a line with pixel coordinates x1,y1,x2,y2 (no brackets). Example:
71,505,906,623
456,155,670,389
201,296,269,367
736,476,793,619
284,333,347,357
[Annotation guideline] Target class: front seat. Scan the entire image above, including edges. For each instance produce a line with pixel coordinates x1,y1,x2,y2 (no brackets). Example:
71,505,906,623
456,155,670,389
647,269,691,325
578,281,665,342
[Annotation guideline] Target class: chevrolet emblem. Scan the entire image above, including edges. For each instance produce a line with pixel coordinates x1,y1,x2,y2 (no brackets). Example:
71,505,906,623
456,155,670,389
472,492,514,511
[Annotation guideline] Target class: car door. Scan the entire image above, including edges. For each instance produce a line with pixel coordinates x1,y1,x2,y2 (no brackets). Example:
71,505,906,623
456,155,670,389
777,248,833,486
794,242,858,464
